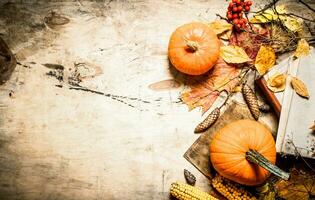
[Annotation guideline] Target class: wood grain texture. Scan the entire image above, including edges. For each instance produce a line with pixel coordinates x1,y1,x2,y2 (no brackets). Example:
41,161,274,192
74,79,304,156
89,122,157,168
0,0,312,199
0,1,228,199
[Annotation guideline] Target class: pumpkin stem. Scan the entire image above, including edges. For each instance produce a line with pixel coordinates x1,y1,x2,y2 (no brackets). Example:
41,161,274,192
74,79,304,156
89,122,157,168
246,149,290,180
186,41,199,52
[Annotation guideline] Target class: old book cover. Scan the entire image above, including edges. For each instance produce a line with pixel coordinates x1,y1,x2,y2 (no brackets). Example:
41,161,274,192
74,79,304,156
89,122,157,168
275,48,315,159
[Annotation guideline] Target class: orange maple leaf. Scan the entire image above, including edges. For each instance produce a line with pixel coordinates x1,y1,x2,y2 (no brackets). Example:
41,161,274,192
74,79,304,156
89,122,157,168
181,58,240,114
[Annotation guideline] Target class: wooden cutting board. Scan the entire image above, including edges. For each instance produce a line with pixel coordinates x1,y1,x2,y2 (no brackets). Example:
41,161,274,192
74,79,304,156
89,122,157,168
183,100,254,179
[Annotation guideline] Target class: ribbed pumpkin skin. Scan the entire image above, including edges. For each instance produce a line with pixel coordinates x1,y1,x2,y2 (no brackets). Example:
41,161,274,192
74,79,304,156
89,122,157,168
168,22,220,75
210,119,276,186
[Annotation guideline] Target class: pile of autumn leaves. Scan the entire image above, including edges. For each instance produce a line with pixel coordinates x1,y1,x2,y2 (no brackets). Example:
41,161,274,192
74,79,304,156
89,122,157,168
181,5,311,115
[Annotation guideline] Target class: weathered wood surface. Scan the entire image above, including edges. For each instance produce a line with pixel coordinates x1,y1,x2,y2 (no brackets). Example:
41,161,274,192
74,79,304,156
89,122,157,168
0,0,312,199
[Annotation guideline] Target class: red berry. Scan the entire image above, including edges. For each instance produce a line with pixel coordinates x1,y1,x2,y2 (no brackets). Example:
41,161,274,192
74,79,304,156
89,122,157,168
232,0,237,3
237,6,243,11
242,18,247,23
229,2,234,8
239,12,243,17
233,6,238,12
245,6,250,11
233,14,238,19
236,0,241,5
233,19,239,24
245,1,252,6
227,14,233,20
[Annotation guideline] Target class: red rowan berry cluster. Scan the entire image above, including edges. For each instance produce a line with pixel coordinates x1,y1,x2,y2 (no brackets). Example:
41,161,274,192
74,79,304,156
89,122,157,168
226,0,252,30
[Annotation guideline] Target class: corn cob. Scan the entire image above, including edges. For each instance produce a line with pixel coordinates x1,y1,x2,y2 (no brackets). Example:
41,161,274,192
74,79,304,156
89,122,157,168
194,107,220,133
170,182,218,200
212,175,257,200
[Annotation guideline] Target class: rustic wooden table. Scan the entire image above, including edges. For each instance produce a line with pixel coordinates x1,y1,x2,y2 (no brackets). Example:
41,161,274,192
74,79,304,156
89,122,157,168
0,0,313,199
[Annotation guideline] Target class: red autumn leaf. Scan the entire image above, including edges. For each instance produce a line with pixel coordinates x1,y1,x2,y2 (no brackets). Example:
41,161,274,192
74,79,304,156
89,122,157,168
181,58,240,114
229,26,270,59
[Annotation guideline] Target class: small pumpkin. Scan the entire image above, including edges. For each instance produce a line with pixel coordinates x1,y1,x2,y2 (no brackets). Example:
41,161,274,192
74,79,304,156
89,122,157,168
210,119,289,186
168,22,220,75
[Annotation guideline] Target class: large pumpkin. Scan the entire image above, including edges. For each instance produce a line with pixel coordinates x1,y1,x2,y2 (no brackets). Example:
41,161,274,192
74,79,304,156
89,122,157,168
168,22,220,75
210,119,289,186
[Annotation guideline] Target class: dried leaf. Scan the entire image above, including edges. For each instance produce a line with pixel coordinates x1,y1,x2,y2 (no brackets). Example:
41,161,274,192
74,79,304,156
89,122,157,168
181,58,239,114
256,183,275,200
255,46,276,75
249,17,263,24
231,85,242,93
291,77,310,99
220,45,251,64
218,29,232,40
184,169,196,186
229,26,271,59
267,72,286,92
283,17,303,33
208,20,233,35
194,107,220,133
310,121,315,131
269,24,298,54
251,5,303,33
294,39,310,59
252,5,286,23
148,79,181,91
275,169,315,200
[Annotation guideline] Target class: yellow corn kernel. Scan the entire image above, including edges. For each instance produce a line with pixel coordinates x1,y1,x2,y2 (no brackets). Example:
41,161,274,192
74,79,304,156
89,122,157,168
212,175,257,200
170,182,218,200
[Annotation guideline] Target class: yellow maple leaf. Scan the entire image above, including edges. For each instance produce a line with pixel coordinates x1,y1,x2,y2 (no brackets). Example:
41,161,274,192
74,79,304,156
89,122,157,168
220,45,251,64
294,39,310,58
255,46,276,75
208,20,233,35
267,72,286,92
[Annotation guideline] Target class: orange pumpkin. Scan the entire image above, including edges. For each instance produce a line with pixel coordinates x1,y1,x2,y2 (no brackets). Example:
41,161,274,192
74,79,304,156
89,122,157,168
168,22,220,75
210,119,289,186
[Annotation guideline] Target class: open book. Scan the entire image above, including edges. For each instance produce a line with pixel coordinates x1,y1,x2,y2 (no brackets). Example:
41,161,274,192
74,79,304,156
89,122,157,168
263,48,315,159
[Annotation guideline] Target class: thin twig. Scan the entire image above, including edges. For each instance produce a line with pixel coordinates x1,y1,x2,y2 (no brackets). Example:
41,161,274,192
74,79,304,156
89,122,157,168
244,12,254,32
298,0,315,13
255,0,280,13
287,138,315,173
278,13,315,23
215,13,230,23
